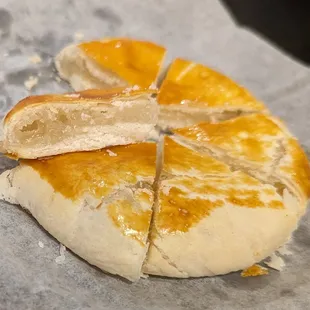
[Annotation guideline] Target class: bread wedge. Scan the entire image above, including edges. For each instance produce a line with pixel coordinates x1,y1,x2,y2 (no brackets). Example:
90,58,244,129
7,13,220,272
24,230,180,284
143,136,305,277
2,88,158,159
158,58,267,129
0,143,156,281
55,38,166,91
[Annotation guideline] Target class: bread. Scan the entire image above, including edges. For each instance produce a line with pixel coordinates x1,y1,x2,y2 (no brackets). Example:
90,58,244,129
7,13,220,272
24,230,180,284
143,136,306,277
157,58,267,129
2,88,158,159
1,48,309,281
55,38,166,91
0,143,156,281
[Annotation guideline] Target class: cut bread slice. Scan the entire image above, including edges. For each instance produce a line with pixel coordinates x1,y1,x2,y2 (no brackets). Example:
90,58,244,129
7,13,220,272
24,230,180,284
174,114,310,204
0,143,157,281
157,58,267,129
2,88,158,159
55,38,166,91
143,137,304,277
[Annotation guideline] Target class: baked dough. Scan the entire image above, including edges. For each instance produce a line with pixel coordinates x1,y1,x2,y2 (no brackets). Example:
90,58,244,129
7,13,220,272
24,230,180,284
157,58,267,129
2,88,158,159
0,143,156,281
55,38,166,91
1,48,309,281
143,136,305,277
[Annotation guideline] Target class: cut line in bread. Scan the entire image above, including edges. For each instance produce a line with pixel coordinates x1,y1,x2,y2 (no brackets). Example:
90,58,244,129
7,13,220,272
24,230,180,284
3,88,158,159
157,58,268,129
55,38,166,91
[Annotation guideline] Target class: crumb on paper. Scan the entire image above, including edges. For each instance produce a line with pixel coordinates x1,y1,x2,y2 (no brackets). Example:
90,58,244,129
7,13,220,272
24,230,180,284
29,54,42,64
241,264,269,278
265,253,285,271
277,244,293,256
59,243,66,256
24,76,39,90
141,273,149,279
55,243,66,264
55,255,65,264
74,32,84,40
107,149,117,157
38,241,44,248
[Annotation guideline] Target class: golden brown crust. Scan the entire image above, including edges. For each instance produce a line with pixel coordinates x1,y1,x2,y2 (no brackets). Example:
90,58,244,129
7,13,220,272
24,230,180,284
21,143,156,200
158,58,266,111
157,175,284,234
4,88,157,123
163,137,230,176
108,194,153,245
157,137,285,234
174,114,285,164
79,38,166,88
21,143,156,245
174,114,310,201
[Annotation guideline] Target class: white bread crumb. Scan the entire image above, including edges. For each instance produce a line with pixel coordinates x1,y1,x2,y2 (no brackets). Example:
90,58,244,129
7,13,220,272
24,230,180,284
107,149,117,157
55,255,65,264
24,76,39,90
55,243,66,264
29,54,42,64
74,32,84,40
38,241,44,248
265,253,285,271
277,244,293,256
59,244,66,256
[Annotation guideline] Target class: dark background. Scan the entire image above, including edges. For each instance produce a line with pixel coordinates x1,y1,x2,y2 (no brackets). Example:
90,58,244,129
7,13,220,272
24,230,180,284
221,0,310,65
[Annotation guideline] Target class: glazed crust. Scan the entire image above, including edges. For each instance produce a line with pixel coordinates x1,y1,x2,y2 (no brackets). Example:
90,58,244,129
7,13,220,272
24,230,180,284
158,58,266,111
174,114,310,203
79,38,166,88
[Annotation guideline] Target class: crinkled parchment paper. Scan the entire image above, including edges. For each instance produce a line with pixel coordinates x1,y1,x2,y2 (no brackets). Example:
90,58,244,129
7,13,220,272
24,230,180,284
0,1,310,309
